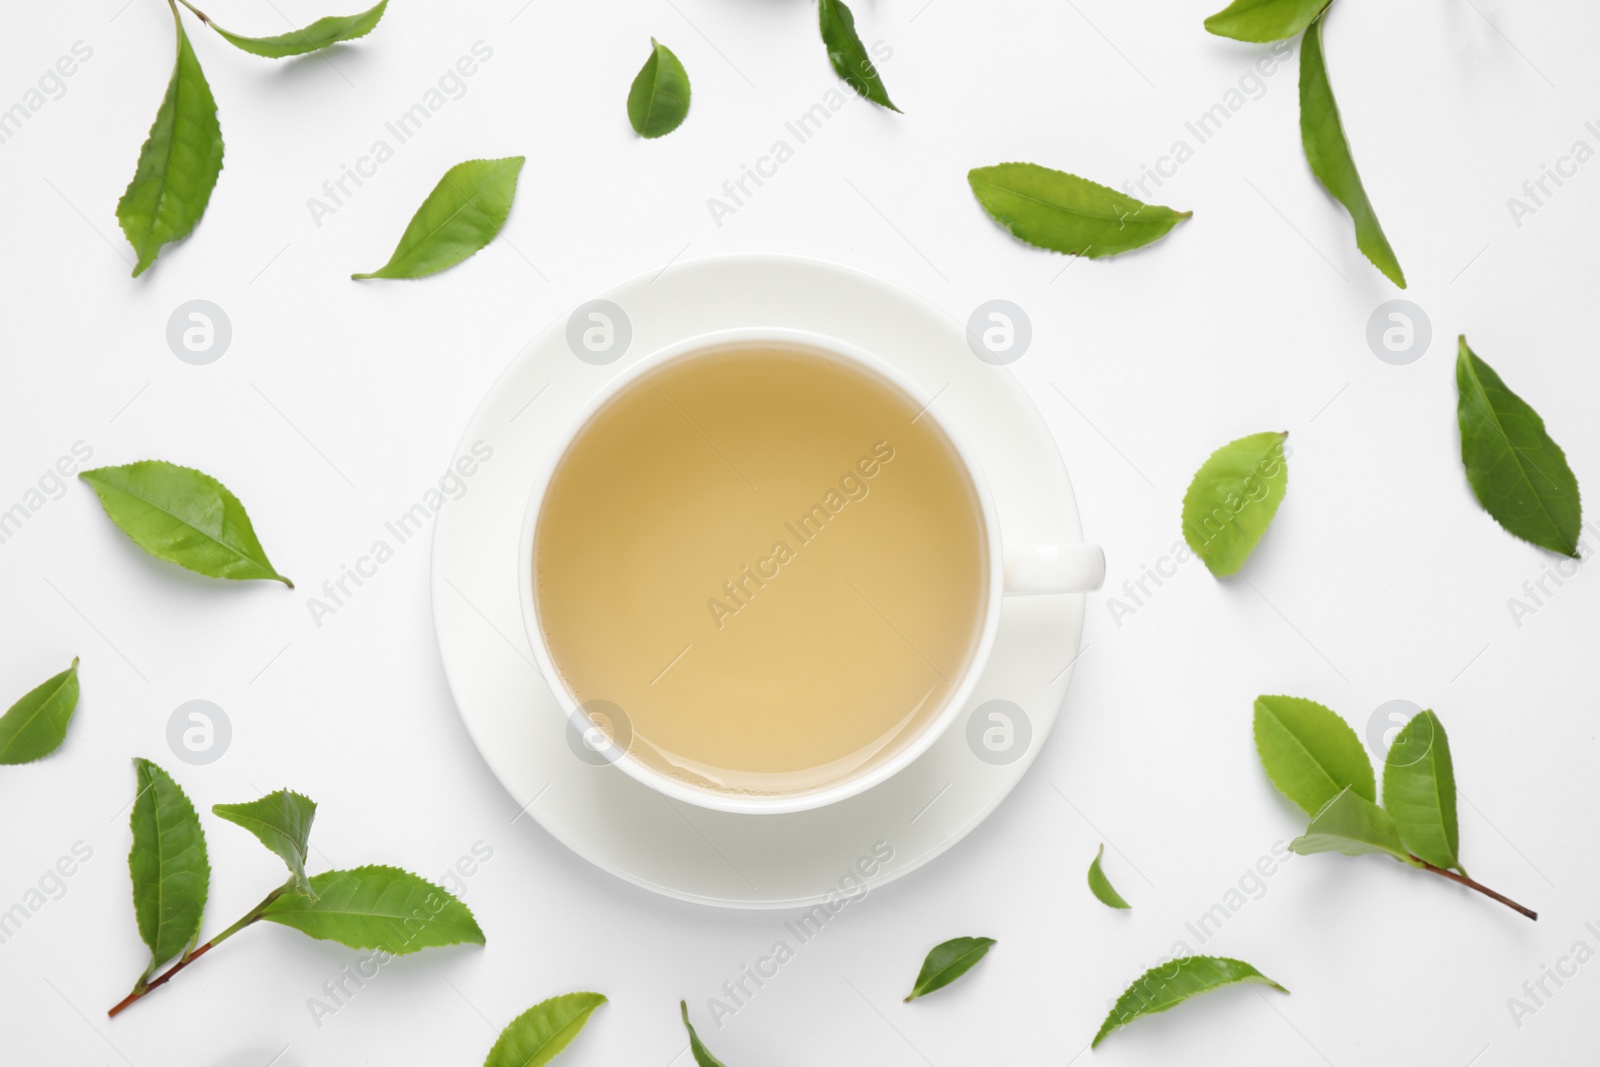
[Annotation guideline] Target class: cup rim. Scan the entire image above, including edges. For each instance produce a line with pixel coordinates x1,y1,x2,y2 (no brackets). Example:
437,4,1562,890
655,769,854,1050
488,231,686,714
517,326,1005,815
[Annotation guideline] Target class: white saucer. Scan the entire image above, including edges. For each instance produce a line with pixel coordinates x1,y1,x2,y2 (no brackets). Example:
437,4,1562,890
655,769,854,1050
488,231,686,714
430,254,1090,909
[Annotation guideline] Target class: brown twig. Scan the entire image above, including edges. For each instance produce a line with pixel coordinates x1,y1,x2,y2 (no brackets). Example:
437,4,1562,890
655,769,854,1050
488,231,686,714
106,941,214,1018
107,881,291,1017
1416,859,1537,921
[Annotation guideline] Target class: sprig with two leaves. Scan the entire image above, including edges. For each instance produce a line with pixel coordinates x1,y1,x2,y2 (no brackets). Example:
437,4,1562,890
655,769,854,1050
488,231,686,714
117,0,388,276
1204,0,1406,286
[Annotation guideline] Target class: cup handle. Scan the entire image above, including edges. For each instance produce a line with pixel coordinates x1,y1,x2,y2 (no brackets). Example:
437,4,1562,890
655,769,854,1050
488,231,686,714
1003,543,1105,595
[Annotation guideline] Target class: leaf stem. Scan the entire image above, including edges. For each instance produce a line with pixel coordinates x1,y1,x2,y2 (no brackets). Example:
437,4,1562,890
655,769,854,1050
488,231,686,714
107,879,293,1018
174,0,211,25
1416,858,1537,921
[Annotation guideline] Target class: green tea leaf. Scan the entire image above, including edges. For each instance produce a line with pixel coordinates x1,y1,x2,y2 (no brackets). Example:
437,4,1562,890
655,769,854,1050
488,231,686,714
1299,15,1405,287
1088,844,1131,909
1204,0,1331,42
128,758,210,978
904,936,996,1001
117,7,224,277
1382,710,1462,873
968,163,1191,258
0,659,80,765
818,0,897,112
627,39,691,138
484,992,607,1067
258,865,484,953
352,156,526,280
1456,337,1582,557
80,461,292,586
1253,695,1374,816
1289,786,1417,864
213,790,318,895
680,1000,729,1067
200,0,388,58
1180,432,1289,576
1093,956,1287,1048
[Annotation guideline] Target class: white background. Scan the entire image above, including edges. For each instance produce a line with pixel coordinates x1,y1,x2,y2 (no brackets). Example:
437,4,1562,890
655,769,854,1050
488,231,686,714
2,0,1598,1064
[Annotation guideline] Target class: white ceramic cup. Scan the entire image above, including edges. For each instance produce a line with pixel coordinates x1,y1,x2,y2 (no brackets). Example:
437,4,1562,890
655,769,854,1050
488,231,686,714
518,328,1104,815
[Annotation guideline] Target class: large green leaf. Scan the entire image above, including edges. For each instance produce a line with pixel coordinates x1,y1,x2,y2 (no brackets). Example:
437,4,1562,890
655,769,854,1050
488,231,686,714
1087,844,1131,909
258,866,484,953
117,7,223,277
213,790,318,895
1382,710,1463,873
80,460,292,586
1289,787,1417,863
1094,956,1287,1048
1299,15,1405,287
1204,0,1332,42
484,992,607,1067
199,0,388,58
680,1001,730,1067
818,0,897,112
1180,432,1289,576
353,157,525,279
128,759,210,977
627,39,691,138
969,163,1191,259
0,659,80,765
1252,695,1374,816
904,936,996,1001
1456,337,1582,557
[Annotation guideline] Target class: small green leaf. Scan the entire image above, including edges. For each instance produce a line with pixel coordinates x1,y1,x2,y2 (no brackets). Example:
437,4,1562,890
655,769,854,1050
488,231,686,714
0,659,80,765
969,163,1191,259
818,0,897,112
353,156,526,280
80,460,292,586
1383,710,1463,873
627,39,691,138
1180,432,1289,576
1253,695,1375,816
1088,845,1131,909
128,758,210,978
117,6,224,277
213,790,318,896
201,0,387,58
1093,956,1287,1048
484,992,607,1067
1204,0,1331,42
1289,786,1418,864
258,865,484,953
680,1000,729,1067
1456,337,1582,557
904,936,996,1001
1299,15,1405,287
